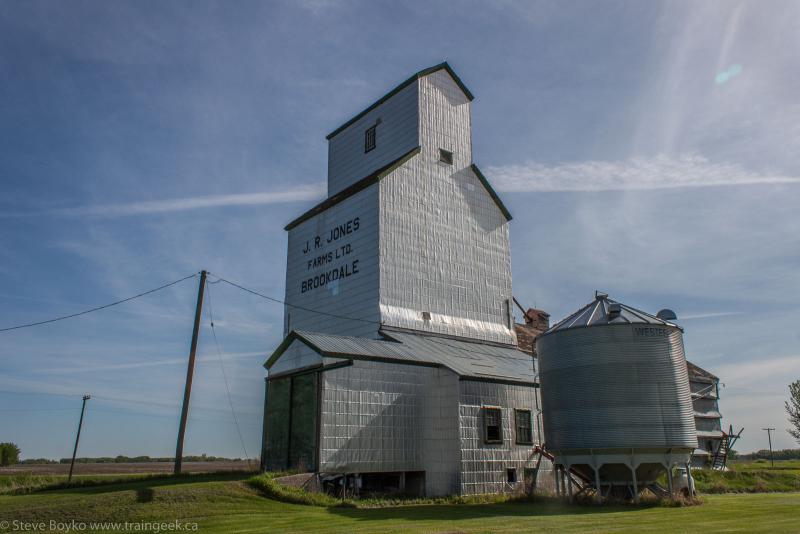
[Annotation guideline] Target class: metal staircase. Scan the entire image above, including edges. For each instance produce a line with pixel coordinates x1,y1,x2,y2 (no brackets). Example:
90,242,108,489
712,434,729,469
712,425,743,470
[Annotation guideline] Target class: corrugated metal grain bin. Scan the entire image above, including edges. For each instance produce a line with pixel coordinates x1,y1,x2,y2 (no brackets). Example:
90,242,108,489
536,293,696,494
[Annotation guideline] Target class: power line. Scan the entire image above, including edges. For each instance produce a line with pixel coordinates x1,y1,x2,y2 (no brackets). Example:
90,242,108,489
0,407,80,413
0,389,260,417
89,406,260,428
206,283,250,460
209,272,381,326
0,393,259,426
0,273,199,333
209,272,530,362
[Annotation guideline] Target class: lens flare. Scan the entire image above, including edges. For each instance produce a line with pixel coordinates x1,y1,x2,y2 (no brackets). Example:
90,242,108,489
715,64,743,84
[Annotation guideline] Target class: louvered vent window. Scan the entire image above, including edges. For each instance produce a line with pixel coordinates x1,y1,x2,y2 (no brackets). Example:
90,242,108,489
484,407,502,443
439,148,453,165
515,409,533,445
364,125,376,153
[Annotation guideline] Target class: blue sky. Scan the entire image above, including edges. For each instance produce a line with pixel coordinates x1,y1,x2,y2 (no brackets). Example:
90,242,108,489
1,0,799,459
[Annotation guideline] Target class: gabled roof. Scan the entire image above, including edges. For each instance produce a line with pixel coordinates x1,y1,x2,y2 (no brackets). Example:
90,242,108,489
284,147,511,230
266,329,537,385
471,164,512,221
326,62,475,140
687,360,719,381
284,146,420,231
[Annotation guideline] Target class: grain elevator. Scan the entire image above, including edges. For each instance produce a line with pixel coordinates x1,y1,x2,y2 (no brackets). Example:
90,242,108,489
261,63,549,496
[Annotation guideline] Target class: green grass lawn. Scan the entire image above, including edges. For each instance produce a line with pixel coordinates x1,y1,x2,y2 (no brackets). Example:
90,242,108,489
690,459,800,493
1,474,799,533
731,459,800,474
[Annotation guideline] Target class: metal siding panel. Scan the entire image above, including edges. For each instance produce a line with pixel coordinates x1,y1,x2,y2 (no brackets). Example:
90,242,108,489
319,360,424,473
378,71,515,344
269,339,322,375
318,360,461,495
327,81,420,196
284,186,380,341
458,380,544,495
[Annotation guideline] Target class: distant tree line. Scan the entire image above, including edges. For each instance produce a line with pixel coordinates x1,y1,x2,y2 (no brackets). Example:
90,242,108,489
18,454,245,465
739,449,800,461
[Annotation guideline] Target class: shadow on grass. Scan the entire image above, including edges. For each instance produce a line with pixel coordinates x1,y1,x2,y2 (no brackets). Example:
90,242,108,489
16,471,256,496
135,487,155,503
328,498,655,522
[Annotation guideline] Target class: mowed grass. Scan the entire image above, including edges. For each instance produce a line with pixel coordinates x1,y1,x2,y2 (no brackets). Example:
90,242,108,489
1,474,799,533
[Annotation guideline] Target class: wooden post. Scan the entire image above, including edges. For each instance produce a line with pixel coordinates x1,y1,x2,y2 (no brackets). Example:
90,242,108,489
763,428,775,467
174,270,206,475
68,395,91,483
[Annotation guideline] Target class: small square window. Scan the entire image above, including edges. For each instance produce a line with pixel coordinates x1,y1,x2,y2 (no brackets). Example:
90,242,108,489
507,468,517,484
364,125,377,153
484,407,502,444
438,148,453,165
515,409,533,445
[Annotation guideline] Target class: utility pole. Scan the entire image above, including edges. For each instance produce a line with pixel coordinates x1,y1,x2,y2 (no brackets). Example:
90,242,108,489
762,427,775,467
174,270,207,475
68,395,91,483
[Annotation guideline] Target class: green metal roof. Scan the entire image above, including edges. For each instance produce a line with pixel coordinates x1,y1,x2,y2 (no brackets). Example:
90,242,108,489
326,62,475,140
471,164,512,221
266,329,537,386
284,146,420,231
283,151,511,231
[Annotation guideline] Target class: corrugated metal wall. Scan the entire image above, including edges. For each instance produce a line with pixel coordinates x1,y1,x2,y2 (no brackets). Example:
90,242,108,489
378,69,515,345
458,380,543,495
538,325,697,452
327,81,419,196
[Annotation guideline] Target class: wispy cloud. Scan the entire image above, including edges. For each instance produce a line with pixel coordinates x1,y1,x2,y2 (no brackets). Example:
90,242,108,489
36,351,266,374
715,354,800,386
679,311,743,320
488,155,800,193
60,185,326,217
2,185,326,218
